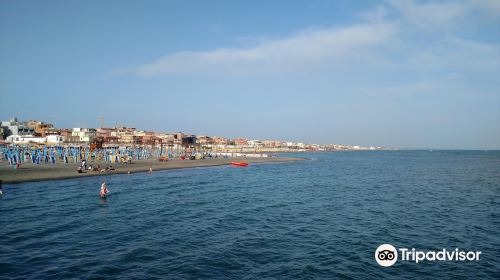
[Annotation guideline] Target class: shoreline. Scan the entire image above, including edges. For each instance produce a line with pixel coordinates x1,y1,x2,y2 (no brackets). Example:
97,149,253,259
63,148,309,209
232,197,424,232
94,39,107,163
0,157,306,184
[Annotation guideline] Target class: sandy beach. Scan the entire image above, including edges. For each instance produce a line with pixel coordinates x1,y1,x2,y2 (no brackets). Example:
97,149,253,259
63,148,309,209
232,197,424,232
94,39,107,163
0,157,306,184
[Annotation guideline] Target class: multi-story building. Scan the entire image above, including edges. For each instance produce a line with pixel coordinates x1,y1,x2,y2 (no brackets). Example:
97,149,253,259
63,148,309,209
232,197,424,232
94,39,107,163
212,137,229,146
1,117,35,138
305,144,318,151
247,140,264,147
233,138,248,147
173,132,184,145
139,131,157,145
263,140,284,147
96,127,136,145
181,135,197,147
113,126,136,144
45,128,77,143
157,133,176,145
6,135,46,144
26,120,54,137
96,128,117,144
46,135,65,145
6,134,65,145
72,128,96,143
196,135,213,146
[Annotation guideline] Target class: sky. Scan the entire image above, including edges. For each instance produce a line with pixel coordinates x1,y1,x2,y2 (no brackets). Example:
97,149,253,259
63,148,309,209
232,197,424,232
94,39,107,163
1,0,499,149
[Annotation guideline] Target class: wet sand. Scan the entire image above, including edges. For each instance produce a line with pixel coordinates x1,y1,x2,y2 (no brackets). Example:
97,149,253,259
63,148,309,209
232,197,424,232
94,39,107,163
0,157,306,184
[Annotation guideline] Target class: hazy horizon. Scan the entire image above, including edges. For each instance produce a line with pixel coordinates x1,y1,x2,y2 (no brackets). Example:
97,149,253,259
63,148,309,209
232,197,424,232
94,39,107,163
1,0,499,149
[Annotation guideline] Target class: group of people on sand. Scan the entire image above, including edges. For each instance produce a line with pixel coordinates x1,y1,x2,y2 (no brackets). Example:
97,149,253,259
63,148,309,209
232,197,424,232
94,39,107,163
78,160,116,174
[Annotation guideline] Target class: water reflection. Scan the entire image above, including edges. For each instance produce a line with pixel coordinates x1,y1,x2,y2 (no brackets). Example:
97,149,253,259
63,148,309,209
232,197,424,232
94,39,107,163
99,196,108,206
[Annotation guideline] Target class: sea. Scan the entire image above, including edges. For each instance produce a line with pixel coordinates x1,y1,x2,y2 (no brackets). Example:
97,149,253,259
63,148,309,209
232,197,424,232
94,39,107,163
1,151,499,279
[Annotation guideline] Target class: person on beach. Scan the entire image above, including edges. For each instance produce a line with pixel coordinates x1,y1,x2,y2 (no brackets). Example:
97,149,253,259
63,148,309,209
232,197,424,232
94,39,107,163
100,181,109,198
149,167,153,173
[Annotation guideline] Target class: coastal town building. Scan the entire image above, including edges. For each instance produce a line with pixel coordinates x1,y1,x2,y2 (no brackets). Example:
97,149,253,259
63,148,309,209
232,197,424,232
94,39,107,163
173,133,183,145
212,137,229,146
181,134,197,147
196,135,213,147
156,133,176,145
138,131,157,145
112,126,136,144
72,128,96,143
26,120,54,137
234,138,248,146
6,135,45,144
46,135,65,144
41,128,76,143
1,117,35,138
248,140,264,147
96,127,118,144
5,134,65,145
262,140,283,148
0,117,383,151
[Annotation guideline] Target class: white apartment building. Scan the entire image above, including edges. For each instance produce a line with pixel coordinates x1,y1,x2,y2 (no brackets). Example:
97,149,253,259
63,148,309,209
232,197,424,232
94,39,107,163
72,128,96,143
6,134,66,145
6,135,46,144
46,135,65,144
1,117,35,137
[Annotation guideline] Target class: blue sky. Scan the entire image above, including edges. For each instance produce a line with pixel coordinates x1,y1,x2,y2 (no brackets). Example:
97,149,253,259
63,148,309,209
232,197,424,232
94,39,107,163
1,0,499,149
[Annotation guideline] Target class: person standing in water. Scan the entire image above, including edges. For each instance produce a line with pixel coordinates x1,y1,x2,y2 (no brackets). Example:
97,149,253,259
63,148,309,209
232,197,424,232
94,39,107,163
100,181,109,198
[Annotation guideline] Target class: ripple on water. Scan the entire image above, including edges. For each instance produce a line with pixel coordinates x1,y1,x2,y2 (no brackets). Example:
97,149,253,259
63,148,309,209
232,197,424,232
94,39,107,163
1,151,499,279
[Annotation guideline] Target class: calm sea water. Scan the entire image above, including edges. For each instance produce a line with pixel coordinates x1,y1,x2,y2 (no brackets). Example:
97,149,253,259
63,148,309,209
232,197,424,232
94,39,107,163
1,151,499,279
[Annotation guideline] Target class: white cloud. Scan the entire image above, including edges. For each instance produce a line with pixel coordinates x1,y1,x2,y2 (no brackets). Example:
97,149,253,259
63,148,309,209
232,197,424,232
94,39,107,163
136,23,396,77
385,0,500,28
395,36,500,80
468,0,500,15
384,0,466,27
128,0,500,82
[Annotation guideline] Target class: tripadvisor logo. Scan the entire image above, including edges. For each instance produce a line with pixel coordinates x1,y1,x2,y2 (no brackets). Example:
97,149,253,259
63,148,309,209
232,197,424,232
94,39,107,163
375,244,482,267
375,244,398,267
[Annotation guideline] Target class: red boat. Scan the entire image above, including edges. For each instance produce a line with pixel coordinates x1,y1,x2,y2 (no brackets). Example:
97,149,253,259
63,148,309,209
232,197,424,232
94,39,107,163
231,162,249,167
